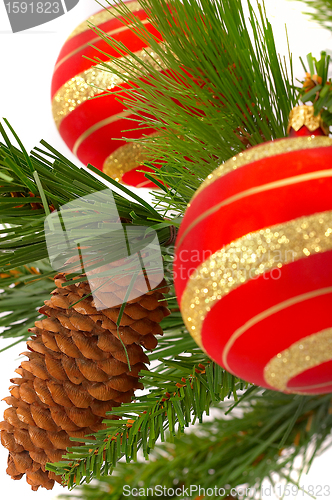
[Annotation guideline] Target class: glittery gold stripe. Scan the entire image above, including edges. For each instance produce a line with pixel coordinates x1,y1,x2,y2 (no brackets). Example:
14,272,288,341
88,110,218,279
66,1,142,40
72,111,133,156
103,132,159,182
177,168,332,249
195,136,332,198
104,142,146,182
181,211,332,350
264,327,332,393
54,19,151,74
222,287,332,372
52,46,166,128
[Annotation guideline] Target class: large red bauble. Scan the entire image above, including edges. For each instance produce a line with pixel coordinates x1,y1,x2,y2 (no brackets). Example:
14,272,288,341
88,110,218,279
51,1,164,188
174,135,332,395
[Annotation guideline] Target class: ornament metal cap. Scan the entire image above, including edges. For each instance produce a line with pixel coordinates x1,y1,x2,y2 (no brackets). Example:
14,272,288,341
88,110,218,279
287,105,329,136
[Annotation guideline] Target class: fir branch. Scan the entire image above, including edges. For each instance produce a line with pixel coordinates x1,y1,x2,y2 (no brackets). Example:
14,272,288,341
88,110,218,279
89,0,297,207
46,356,248,487
1,2,330,495
297,52,332,127
290,0,332,30
0,122,174,275
58,392,332,499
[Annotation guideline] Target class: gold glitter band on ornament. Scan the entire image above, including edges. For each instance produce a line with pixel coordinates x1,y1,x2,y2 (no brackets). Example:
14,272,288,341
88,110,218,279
52,45,166,128
103,133,159,182
194,136,332,199
180,210,332,350
72,111,133,156
264,327,332,393
55,19,151,73
67,1,142,40
287,105,329,136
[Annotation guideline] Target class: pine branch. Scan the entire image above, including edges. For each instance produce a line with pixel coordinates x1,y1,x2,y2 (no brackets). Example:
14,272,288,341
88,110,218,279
89,0,297,208
0,122,249,489
58,392,332,499
296,52,332,126
1,2,330,494
0,122,175,276
46,356,249,487
290,0,332,30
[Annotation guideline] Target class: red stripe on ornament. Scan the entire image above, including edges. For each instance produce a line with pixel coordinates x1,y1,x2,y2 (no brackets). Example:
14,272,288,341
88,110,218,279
52,21,161,97
57,67,174,150
53,1,149,72
122,167,158,188
174,148,332,300
58,89,157,172
77,119,156,172
200,251,332,390
287,360,332,394
178,146,332,246
55,17,128,68
58,68,174,170
293,382,332,395
57,5,148,59
58,87,133,151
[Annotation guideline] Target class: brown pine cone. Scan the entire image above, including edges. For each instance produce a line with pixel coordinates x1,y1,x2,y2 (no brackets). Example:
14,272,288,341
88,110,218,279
1,273,170,490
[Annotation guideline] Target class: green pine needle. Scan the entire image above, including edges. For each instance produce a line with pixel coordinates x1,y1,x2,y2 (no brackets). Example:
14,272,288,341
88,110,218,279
296,51,332,125
290,0,332,30
0,0,330,494
0,261,55,348
0,123,173,274
57,392,332,499
89,0,296,207
46,356,248,487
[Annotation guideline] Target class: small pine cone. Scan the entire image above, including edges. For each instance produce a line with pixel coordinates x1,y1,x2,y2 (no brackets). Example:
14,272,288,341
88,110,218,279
1,273,170,490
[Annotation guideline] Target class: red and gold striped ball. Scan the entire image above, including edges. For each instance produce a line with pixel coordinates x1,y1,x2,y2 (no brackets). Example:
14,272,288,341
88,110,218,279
51,1,163,188
174,135,332,395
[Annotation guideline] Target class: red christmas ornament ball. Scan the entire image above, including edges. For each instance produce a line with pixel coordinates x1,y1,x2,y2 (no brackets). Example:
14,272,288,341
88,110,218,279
174,134,332,395
51,1,164,188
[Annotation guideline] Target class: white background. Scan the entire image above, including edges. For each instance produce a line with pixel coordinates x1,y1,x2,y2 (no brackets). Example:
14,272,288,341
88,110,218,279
0,0,331,498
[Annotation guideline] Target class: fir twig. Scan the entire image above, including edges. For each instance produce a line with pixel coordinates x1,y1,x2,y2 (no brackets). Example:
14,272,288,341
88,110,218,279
58,392,332,499
46,356,248,487
296,51,332,127
290,0,332,30
88,0,296,208
0,261,55,348
0,121,174,274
